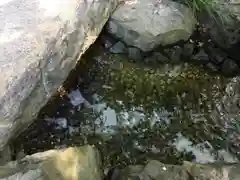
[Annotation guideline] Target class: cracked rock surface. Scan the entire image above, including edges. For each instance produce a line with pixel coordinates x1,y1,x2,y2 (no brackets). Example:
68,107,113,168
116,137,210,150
0,0,119,152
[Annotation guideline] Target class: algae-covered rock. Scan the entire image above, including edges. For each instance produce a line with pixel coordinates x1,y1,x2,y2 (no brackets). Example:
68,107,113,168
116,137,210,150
0,145,102,180
101,53,227,116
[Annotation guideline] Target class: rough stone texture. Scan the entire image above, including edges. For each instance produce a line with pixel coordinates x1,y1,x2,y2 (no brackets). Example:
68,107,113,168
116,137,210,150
164,45,182,63
182,42,195,57
192,49,209,63
221,58,240,76
0,0,119,151
108,160,240,180
0,145,102,180
107,0,196,52
219,76,240,121
200,0,240,57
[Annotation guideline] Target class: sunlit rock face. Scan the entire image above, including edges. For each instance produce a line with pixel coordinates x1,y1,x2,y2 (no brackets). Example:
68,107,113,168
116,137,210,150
107,0,196,51
0,0,119,151
0,146,102,180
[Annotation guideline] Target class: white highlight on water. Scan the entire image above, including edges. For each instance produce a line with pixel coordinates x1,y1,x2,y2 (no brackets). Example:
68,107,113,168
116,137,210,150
173,133,238,163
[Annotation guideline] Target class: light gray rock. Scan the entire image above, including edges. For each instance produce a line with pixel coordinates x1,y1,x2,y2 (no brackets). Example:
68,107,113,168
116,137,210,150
0,145,102,180
107,0,196,51
0,0,119,152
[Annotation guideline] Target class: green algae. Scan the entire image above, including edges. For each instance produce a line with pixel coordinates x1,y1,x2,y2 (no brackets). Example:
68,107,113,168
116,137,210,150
72,52,233,168
97,53,227,117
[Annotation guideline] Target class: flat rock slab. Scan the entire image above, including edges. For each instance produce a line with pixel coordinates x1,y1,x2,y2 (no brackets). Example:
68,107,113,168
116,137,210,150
109,160,240,180
0,0,119,151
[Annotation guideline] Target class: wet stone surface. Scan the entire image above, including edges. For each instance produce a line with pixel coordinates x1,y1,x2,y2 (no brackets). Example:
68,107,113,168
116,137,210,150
12,36,240,172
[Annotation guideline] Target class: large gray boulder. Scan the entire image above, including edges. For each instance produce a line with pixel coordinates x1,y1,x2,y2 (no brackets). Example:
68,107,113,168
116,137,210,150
0,145,102,180
0,0,119,152
107,0,196,51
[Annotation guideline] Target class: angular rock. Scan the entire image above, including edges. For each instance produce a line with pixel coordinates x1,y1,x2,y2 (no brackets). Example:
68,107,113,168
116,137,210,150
0,0,119,151
144,52,170,64
107,0,196,51
143,160,188,180
207,46,227,65
192,49,209,63
221,59,240,76
164,46,183,63
0,145,102,180
205,62,218,72
182,43,195,57
109,41,127,54
128,47,143,61
199,0,240,54
100,35,117,49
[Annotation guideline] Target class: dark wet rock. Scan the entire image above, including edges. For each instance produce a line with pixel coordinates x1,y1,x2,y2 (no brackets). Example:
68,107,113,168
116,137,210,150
198,0,240,50
206,18,240,50
144,52,170,64
182,43,195,57
205,62,219,72
197,1,240,62
227,42,240,61
68,117,81,127
128,47,143,61
207,46,227,65
101,35,117,49
192,49,209,63
109,41,127,54
0,145,12,166
164,46,183,63
0,146,102,180
221,59,239,76
106,168,123,180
